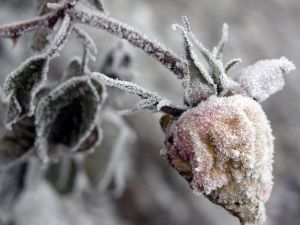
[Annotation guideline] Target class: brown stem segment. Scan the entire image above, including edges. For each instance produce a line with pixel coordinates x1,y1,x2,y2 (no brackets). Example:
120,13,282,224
0,2,74,39
72,10,187,79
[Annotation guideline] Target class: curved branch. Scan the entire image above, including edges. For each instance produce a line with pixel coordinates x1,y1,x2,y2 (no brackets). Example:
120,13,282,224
0,2,74,39
72,10,187,79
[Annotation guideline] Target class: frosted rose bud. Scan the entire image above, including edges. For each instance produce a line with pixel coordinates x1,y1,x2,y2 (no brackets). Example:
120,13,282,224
162,95,274,225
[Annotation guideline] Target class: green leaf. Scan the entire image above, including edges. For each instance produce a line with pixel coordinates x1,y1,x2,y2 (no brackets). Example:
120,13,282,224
3,55,49,127
35,76,105,163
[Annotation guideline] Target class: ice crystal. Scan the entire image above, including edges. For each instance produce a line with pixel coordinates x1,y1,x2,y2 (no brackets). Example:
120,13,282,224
3,55,49,127
236,57,296,102
163,95,274,225
35,76,105,163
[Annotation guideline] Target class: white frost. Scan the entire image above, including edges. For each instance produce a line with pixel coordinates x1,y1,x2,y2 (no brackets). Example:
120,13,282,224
236,57,295,102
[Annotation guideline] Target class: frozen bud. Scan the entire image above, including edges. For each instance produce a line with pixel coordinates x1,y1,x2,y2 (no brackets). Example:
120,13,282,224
162,95,274,225
235,57,295,102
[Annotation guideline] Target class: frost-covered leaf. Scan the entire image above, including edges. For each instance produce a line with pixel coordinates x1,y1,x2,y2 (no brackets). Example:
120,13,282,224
236,57,296,102
3,55,49,127
45,157,78,195
35,76,105,163
179,17,232,95
84,109,136,196
0,117,35,169
173,22,216,106
0,162,27,224
173,17,249,101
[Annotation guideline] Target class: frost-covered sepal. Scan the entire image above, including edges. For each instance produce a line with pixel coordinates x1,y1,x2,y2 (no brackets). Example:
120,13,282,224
236,57,295,102
3,55,49,128
173,21,216,106
34,76,105,163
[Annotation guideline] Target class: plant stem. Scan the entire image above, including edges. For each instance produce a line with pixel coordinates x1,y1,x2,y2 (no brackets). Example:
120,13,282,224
72,10,187,79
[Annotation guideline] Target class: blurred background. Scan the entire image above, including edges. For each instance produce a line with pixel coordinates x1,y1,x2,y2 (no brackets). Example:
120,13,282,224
0,0,299,225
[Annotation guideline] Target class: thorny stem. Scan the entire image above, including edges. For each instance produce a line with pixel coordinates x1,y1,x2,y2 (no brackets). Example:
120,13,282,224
72,10,187,78
0,4,187,79
0,2,75,39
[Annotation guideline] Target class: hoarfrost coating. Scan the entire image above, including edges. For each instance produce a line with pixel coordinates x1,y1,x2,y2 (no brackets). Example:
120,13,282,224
163,95,274,225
